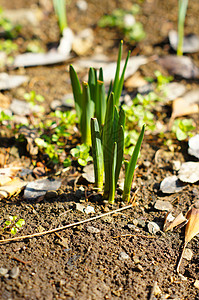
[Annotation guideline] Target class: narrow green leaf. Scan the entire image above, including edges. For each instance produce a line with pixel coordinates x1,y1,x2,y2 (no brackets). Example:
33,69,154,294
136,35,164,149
115,50,131,107
112,40,123,101
81,81,92,145
103,92,115,198
69,65,82,121
96,80,106,127
88,67,97,113
115,125,124,187
53,0,67,33
91,118,104,190
108,142,117,204
177,0,189,56
123,124,145,202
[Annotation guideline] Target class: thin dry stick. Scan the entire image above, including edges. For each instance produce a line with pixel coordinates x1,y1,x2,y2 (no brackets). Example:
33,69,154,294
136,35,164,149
176,242,187,273
0,204,134,244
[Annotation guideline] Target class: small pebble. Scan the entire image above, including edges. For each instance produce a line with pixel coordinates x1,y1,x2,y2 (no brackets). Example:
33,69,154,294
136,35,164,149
0,267,8,277
119,251,130,260
76,0,88,11
134,264,144,272
160,176,184,194
183,248,193,261
137,218,146,228
148,221,160,234
194,280,199,289
133,256,140,264
154,200,173,211
9,266,20,279
87,226,100,234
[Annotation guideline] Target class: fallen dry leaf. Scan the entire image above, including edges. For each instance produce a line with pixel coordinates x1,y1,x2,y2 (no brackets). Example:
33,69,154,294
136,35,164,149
0,167,22,186
164,211,188,232
177,201,199,273
0,177,27,200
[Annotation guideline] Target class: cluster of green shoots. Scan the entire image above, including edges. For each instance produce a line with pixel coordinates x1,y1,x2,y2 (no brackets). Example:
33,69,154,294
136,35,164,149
70,41,145,203
98,5,145,43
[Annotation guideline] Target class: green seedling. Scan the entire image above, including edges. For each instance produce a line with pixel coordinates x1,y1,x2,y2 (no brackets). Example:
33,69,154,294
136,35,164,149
172,118,195,141
177,0,189,56
70,144,93,167
0,39,18,55
0,7,21,38
98,6,145,42
24,90,44,106
70,40,130,146
3,216,25,235
53,0,67,34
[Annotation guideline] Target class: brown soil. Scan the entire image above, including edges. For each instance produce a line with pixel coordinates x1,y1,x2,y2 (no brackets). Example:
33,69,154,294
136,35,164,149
0,0,199,299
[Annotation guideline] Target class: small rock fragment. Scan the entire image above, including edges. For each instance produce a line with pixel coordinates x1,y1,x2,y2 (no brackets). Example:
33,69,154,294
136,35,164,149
137,218,146,228
0,267,8,277
87,226,100,234
163,82,186,101
84,205,95,214
148,221,160,234
160,176,185,194
75,203,85,213
76,0,88,11
178,162,199,183
188,134,199,159
72,28,94,56
194,280,199,289
154,200,173,211
119,251,130,260
82,164,95,183
169,30,199,53
158,55,199,79
0,73,28,90
9,266,20,279
10,99,31,116
24,178,61,200
172,160,181,171
183,248,193,261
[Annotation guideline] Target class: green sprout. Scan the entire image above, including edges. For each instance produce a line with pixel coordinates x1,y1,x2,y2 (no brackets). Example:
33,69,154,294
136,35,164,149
70,144,93,167
0,39,18,55
3,216,25,235
98,6,145,42
0,7,21,38
53,0,67,34
177,0,189,56
70,40,130,146
172,118,195,141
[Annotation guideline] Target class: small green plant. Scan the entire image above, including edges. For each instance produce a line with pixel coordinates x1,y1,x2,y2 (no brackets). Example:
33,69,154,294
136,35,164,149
0,111,13,124
24,90,45,106
98,6,145,42
0,39,18,55
172,118,195,141
177,0,189,56
3,216,25,235
0,7,21,38
35,110,76,164
53,0,67,34
70,144,93,167
70,40,130,146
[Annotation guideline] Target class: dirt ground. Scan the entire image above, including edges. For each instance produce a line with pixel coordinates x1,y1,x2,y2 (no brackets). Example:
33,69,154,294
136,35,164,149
0,0,199,299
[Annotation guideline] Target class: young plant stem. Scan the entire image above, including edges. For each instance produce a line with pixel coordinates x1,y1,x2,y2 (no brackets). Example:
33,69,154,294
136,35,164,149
108,142,117,204
81,82,93,145
91,118,104,190
177,0,189,56
69,65,82,122
123,124,145,202
53,0,67,34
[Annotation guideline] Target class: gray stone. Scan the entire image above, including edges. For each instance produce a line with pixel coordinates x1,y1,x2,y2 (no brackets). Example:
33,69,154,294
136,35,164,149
169,30,199,53
0,73,28,90
9,266,20,279
160,176,185,194
148,221,160,234
24,178,61,200
87,226,100,234
0,267,8,276
154,200,173,211
119,251,130,260
188,134,199,159
10,99,31,116
178,162,199,183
